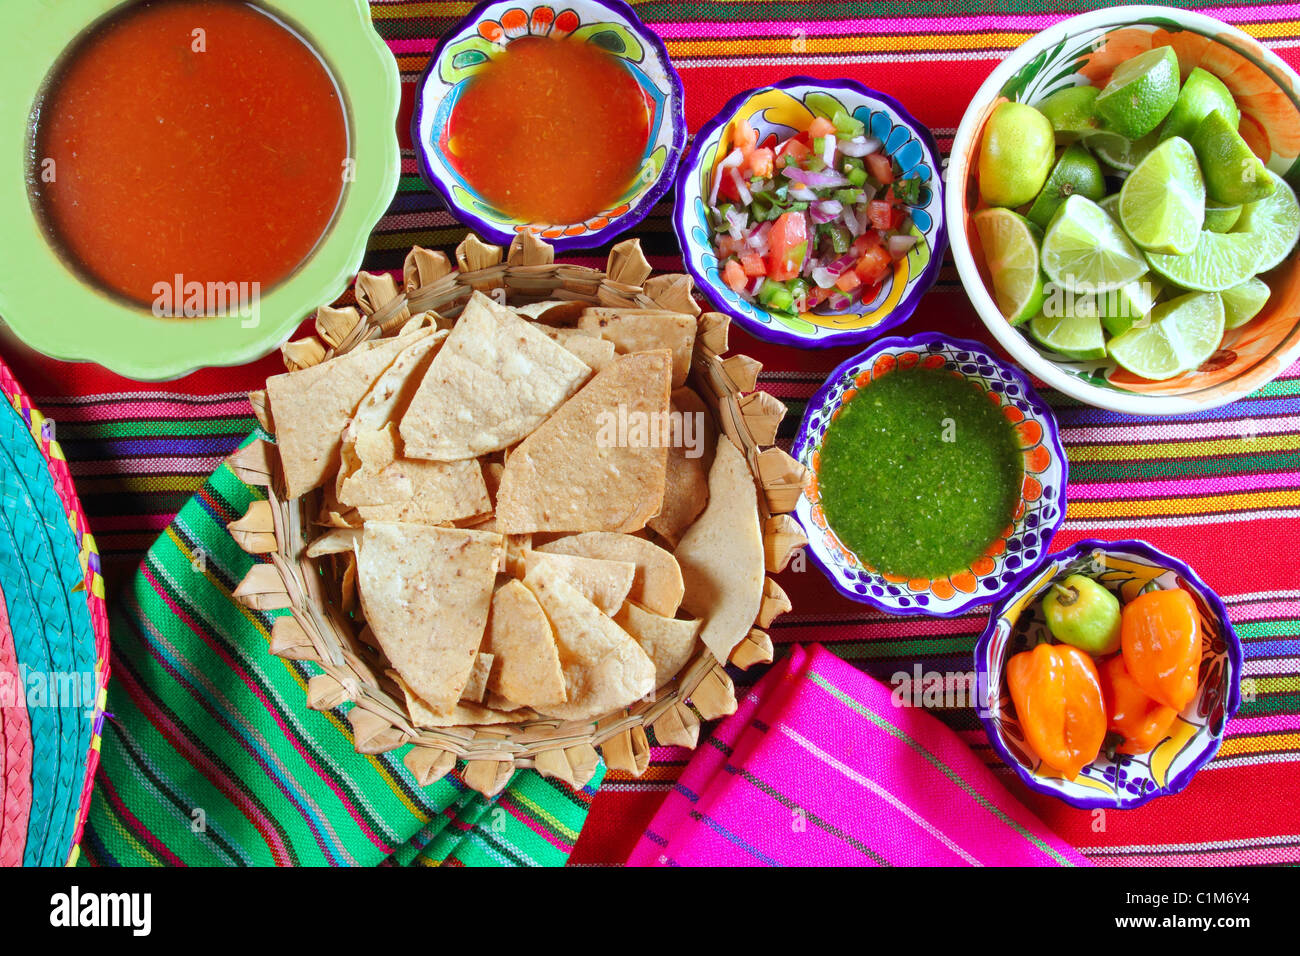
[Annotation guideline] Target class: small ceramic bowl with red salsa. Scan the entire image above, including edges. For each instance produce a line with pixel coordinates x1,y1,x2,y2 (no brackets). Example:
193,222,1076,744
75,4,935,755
675,77,947,348
0,0,401,380
792,333,1068,617
413,0,685,251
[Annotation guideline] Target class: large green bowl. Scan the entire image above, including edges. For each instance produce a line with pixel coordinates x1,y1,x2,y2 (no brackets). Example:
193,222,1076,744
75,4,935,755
0,0,399,381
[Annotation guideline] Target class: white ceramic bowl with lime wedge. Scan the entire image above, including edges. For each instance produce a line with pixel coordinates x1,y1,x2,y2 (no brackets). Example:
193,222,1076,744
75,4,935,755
949,5,1300,415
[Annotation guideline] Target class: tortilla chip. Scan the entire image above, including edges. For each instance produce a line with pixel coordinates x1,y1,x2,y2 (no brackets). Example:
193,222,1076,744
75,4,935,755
578,309,696,387
357,521,502,710
481,579,568,708
461,652,494,703
553,329,617,371
522,562,655,721
390,671,519,728
305,527,360,558
647,388,715,545
266,333,414,499
673,436,764,664
350,329,447,432
399,292,591,461
521,550,635,615
495,350,672,534
614,600,701,688
337,423,491,524
537,532,684,617
514,299,587,325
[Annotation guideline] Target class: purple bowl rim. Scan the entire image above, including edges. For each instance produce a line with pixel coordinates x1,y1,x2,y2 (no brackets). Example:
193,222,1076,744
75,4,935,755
790,331,1069,618
973,537,1244,810
671,75,949,350
409,0,687,252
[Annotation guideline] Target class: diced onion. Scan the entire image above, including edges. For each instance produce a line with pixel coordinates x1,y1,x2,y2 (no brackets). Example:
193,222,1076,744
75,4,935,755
888,234,919,259
809,199,843,224
729,167,752,206
783,166,850,189
709,147,745,205
839,136,882,158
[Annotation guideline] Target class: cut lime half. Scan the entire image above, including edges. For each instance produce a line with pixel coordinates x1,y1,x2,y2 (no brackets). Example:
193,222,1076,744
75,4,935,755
1042,194,1148,294
1030,302,1108,361
973,208,1046,326
1234,169,1300,272
1108,291,1225,380
1085,129,1159,173
1146,230,1263,292
1119,136,1205,255
1203,200,1243,233
1191,110,1276,206
1221,277,1270,329
1095,46,1180,140
1159,67,1239,143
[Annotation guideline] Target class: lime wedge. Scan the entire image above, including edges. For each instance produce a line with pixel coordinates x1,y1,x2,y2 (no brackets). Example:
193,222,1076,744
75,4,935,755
1108,292,1225,380
1146,230,1263,292
1042,194,1148,294
1159,67,1239,142
1030,299,1108,360
1203,200,1243,233
1026,144,1106,228
1098,278,1161,337
1221,277,1270,329
1037,86,1101,141
1234,169,1300,272
1085,129,1160,173
973,208,1046,326
1119,137,1205,254
1095,46,1181,140
1098,193,1122,219
1191,110,1276,205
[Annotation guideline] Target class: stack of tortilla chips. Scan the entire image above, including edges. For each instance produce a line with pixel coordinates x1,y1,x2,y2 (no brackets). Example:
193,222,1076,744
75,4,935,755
264,292,766,727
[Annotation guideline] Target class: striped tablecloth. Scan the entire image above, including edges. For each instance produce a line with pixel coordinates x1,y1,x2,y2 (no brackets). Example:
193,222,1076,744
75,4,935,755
4,0,1298,866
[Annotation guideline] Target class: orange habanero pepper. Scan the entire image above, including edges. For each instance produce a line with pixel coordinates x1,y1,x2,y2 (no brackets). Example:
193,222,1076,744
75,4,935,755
1006,643,1106,779
1120,589,1201,712
1098,654,1179,754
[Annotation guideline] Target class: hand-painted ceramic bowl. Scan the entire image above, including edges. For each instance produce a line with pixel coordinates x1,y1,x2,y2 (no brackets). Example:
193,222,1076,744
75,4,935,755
412,0,685,251
0,0,400,381
791,333,1068,617
975,539,1241,809
674,77,947,349
949,5,1300,415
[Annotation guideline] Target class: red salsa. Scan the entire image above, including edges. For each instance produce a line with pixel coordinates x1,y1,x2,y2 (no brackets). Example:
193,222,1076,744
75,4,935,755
446,36,650,225
31,0,348,308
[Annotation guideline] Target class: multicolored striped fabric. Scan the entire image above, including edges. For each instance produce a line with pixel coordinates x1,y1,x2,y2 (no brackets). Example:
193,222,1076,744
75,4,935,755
3,0,1296,866
74,439,603,867
629,644,1087,866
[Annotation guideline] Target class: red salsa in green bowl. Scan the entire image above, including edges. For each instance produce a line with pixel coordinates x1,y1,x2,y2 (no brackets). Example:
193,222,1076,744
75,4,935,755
792,333,1069,617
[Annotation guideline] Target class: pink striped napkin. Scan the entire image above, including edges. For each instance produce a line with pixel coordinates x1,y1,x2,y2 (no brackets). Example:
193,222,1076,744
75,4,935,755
628,644,1087,866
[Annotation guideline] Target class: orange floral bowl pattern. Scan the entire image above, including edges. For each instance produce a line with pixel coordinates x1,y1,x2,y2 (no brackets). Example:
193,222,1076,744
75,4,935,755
947,5,1300,415
975,539,1242,809
791,333,1068,618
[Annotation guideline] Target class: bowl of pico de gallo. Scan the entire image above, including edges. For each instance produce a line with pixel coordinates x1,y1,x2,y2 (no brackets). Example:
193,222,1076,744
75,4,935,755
673,76,947,348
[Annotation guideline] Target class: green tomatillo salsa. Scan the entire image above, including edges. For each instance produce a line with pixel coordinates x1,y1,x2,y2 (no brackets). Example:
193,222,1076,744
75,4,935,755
816,367,1024,579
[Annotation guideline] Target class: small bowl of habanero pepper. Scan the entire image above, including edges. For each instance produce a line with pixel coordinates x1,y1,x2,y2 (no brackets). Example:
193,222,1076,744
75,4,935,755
975,539,1242,809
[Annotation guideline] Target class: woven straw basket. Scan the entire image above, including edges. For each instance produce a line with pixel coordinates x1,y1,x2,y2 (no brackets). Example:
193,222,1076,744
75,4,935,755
228,232,807,797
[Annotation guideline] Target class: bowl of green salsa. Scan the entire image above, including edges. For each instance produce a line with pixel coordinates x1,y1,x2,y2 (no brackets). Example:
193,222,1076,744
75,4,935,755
793,333,1068,616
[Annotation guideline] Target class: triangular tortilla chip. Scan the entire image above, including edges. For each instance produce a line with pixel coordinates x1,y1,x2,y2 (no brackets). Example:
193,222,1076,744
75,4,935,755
522,563,655,721
537,532,684,617
460,652,494,703
337,423,490,525
674,436,764,664
390,671,519,728
521,550,635,615
482,579,567,708
350,329,447,432
399,292,591,460
578,309,696,387
495,350,672,534
266,333,414,499
614,600,701,688
357,521,502,710
551,329,617,371
648,387,715,546
514,299,587,325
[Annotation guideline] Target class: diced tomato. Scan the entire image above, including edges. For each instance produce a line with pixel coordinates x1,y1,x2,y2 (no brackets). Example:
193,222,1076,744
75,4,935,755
867,153,894,184
854,245,893,286
892,207,908,230
734,119,758,154
714,235,744,258
746,147,775,179
740,253,767,277
766,212,808,281
722,258,748,292
834,270,862,293
808,116,836,139
776,137,812,165
850,232,882,257
805,285,832,309
716,168,741,203
868,200,895,231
